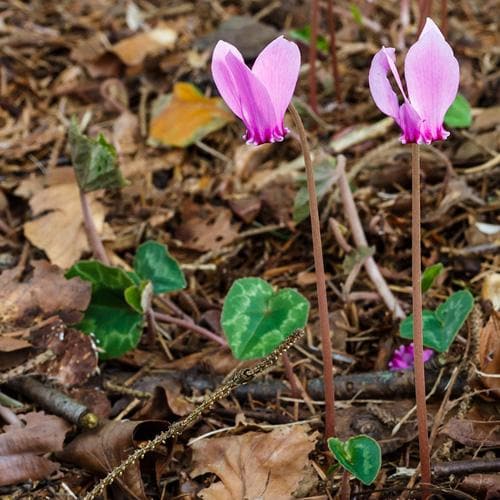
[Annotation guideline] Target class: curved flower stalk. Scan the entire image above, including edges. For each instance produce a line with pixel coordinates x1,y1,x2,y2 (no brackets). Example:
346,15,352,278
369,18,459,144
211,36,300,145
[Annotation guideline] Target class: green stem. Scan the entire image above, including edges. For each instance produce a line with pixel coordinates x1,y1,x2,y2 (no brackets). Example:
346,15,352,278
289,103,336,438
411,143,431,497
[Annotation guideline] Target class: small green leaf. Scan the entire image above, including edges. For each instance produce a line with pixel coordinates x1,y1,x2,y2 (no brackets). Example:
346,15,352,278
293,157,337,224
421,263,444,293
400,290,474,352
66,260,145,358
66,260,136,293
69,119,128,192
288,26,329,54
133,241,186,294
350,3,363,25
77,289,144,359
444,94,472,129
221,277,309,360
328,435,381,485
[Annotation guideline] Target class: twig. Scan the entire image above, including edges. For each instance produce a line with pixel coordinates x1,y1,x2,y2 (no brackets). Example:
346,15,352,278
326,0,341,102
153,311,228,347
5,376,98,429
309,0,319,112
336,159,406,319
0,404,21,425
82,329,305,500
433,458,500,478
411,143,431,496
440,0,448,38
281,353,300,398
79,188,110,264
0,349,55,384
289,103,337,438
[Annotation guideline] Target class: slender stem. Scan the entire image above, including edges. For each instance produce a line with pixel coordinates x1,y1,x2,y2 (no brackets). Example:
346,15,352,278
440,0,448,37
418,0,433,35
325,0,341,102
289,103,336,438
153,311,228,348
309,0,319,112
340,469,350,500
411,143,431,496
281,353,300,398
79,188,110,265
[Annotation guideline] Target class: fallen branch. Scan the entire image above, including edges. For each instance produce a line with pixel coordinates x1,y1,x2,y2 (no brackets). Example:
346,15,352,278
335,157,406,319
433,458,500,479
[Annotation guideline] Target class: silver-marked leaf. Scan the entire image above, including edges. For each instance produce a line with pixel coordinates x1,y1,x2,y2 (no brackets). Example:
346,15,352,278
221,277,309,360
400,290,474,352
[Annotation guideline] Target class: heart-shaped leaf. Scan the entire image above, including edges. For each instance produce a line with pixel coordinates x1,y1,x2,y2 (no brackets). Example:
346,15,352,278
400,290,474,352
221,277,309,360
444,94,472,129
327,435,381,485
66,261,145,359
421,262,444,293
133,241,186,294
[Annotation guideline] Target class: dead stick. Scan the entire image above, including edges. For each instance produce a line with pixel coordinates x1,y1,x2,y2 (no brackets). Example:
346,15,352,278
432,458,500,479
0,350,55,384
79,188,110,264
336,158,406,319
289,103,337,438
5,376,98,429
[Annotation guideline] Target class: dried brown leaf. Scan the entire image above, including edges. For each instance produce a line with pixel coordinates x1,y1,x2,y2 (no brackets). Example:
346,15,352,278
0,260,91,327
191,426,318,500
0,411,71,487
479,311,500,395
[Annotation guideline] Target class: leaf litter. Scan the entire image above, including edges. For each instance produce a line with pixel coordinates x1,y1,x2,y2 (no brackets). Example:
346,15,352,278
0,0,498,498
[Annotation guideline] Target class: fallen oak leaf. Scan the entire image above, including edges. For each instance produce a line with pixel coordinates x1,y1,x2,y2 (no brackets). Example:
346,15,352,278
58,419,171,500
24,182,109,268
190,425,318,500
0,260,91,327
149,82,234,148
0,411,71,487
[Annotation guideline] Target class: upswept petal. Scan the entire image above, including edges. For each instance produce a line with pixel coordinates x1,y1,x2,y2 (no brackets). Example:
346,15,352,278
251,36,301,122
211,41,246,119
368,48,402,122
398,102,423,144
405,18,459,140
224,51,277,144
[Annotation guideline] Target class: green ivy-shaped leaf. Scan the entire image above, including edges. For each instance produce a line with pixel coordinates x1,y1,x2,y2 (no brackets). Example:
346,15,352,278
421,262,444,293
328,435,381,485
133,241,186,294
221,277,309,360
444,94,472,129
66,260,145,359
400,290,474,352
69,119,128,192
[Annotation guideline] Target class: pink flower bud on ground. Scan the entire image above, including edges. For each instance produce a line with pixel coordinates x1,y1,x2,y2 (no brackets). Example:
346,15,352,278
388,342,434,371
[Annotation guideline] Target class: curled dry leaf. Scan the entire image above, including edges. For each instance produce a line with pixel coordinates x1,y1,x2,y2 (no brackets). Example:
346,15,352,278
111,25,177,66
59,419,170,499
0,260,91,327
0,411,71,487
479,311,500,396
191,425,318,500
24,182,109,269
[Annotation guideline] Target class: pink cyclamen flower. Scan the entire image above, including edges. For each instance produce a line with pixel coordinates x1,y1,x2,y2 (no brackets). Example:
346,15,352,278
369,18,459,144
389,343,434,371
211,36,300,145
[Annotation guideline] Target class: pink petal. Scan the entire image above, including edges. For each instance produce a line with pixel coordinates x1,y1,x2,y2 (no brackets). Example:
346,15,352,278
251,36,301,122
211,41,246,119
368,47,404,122
224,51,282,144
398,102,423,144
404,18,459,142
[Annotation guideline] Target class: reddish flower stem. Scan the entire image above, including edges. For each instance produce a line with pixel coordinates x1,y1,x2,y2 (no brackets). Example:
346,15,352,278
281,352,300,398
309,0,319,112
79,188,110,265
289,103,336,438
440,0,448,37
340,469,350,500
418,0,433,35
325,0,341,102
411,143,431,497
